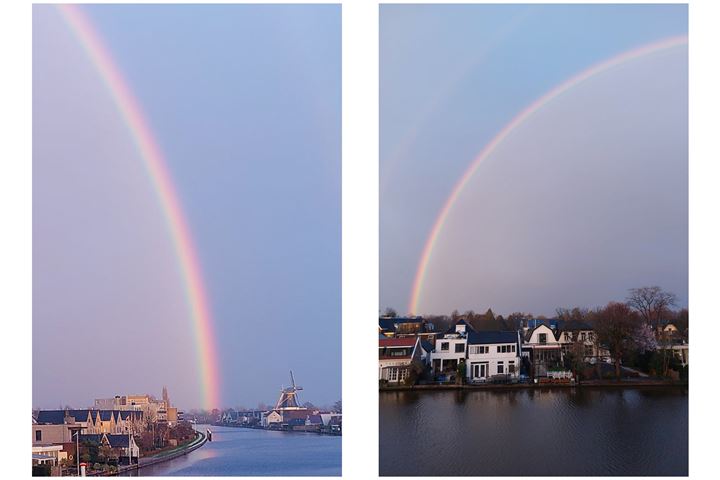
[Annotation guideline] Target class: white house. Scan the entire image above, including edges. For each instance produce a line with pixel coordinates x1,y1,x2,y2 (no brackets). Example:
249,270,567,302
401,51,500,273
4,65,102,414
557,320,599,361
524,323,563,377
466,330,522,382
378,336,422,383
430,320,470,376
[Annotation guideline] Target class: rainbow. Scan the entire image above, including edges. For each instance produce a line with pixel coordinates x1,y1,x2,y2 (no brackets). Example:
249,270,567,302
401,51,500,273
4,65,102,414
56,4,221,409
408,35,688,315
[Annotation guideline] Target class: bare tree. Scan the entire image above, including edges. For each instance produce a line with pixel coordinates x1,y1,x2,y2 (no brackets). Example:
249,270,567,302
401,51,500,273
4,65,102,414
626,286,676,329
595,302,642,380
382,307,397,318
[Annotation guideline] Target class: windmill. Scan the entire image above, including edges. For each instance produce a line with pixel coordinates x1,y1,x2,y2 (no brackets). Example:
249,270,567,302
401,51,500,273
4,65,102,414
274,370,304,410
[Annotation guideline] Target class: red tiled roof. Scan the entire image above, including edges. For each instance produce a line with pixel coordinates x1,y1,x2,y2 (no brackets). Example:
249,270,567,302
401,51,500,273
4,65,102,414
379,337,418,348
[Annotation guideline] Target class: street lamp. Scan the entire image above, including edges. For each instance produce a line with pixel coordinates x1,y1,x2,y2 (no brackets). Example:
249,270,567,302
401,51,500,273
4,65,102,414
71,430,80,477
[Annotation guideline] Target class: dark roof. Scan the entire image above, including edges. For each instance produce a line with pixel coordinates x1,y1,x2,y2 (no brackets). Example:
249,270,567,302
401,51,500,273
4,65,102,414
524,323,561,342
467,331,518,345
307,414,323,424
99,410,113,421
106,435,132,448
378,318,397,332
78,434,105,445
420,340,434,353
444,319,474,335
35,410,91,425
379,316,424,332
526,318,559,330
35,411,66,425
557,320,593,331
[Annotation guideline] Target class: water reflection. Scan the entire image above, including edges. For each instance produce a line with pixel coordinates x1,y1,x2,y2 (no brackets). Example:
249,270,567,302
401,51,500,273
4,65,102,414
380,387,687,476
124,425,341,476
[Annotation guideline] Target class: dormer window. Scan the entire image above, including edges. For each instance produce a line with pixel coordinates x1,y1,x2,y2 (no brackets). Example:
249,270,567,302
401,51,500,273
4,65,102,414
539,333,547,344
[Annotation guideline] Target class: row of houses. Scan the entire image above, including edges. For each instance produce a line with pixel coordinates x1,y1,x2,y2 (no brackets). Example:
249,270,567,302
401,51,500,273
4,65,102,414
31,409,144,471
379,316,688,384
220,408,341,434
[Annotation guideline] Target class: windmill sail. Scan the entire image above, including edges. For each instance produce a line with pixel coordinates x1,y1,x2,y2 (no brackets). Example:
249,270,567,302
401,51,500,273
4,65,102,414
274,370,304,410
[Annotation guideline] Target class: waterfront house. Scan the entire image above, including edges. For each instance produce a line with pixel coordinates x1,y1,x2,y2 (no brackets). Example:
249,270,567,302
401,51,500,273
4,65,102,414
379,336,423,383
466,330,522,382
379,316,422,337
558,320,598,361
524,323,563,377
419,339,434,366
430,320,470,377
78,433,139,463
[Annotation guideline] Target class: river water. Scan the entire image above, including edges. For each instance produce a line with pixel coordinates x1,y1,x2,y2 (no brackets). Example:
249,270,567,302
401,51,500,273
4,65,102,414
380,387,687,476
127,424,341,476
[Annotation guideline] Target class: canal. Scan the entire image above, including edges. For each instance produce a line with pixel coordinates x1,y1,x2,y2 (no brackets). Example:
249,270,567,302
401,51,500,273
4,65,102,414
125,424,341,476
380,387,687,476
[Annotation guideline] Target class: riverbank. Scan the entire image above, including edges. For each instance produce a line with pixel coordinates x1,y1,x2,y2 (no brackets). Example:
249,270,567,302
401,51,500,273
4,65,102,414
213,423,341,436
380,378,687,392
90,430,207,476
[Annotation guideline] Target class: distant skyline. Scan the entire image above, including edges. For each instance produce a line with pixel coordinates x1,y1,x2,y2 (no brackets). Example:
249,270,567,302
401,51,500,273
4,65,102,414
381,4,688,317
33,4,341,410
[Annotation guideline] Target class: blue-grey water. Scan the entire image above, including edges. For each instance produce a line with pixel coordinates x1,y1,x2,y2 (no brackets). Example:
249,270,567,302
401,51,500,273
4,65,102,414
380,387,687,476
129,425,340,476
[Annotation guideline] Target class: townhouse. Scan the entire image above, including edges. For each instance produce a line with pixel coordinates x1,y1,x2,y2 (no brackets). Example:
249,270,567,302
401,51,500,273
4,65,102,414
379,336,423,383
466,330,522,382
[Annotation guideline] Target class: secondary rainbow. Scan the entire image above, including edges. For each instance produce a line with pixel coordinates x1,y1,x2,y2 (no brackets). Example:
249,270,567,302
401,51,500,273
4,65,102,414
57,4,222,409
409,35,688,315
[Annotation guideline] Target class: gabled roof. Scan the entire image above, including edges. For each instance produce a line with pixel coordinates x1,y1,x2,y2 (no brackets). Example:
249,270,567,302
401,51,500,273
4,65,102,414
99,410,114,421
524,323,560,342
106,435,133,448
307,414,323,424
467,330,518,345
444,319,474,335
420,340,434,353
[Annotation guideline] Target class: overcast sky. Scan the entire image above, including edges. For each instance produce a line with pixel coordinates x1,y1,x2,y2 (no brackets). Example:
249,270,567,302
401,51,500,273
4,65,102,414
380,4,688,317
33,4,340,410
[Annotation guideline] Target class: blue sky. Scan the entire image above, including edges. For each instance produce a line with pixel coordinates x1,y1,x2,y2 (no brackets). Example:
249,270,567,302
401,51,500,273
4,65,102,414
381,4,688,316
33,4,340,410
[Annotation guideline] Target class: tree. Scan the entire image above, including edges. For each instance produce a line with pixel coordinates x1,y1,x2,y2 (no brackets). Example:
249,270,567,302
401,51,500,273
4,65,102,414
456,360,466,385
333,400,342,413
382,307,397,318
594,302,643,380
626,286,676,329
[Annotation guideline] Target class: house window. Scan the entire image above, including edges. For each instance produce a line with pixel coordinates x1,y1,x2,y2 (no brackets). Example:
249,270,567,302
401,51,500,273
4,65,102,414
440,342,449,351
455,343,465,353
399,369,409,381
539,333,547,344
388,368,398,382
484,346,489,354
580,332,587,341
509,361,515,374
35,430,41,442
497,346,501,353
564,332,571,341
511,344,516,353
497,362,504,374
